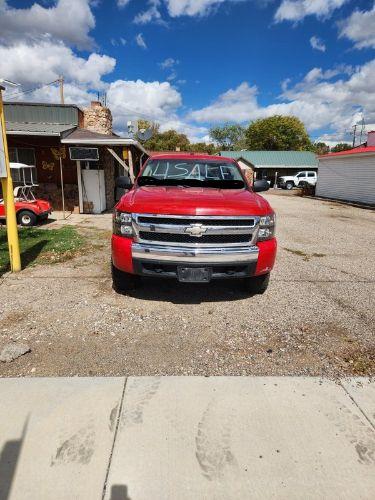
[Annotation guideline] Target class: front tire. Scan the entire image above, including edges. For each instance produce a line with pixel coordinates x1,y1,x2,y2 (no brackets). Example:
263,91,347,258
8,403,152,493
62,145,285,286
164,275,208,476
285,181,294,190
243,273,270,295
111,263,139,293
17,210,37,227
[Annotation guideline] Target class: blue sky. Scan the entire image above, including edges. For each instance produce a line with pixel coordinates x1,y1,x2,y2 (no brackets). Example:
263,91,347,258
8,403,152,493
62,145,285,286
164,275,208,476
1,0,375,144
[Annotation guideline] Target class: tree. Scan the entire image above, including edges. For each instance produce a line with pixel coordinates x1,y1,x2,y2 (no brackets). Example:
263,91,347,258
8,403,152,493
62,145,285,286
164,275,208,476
244,115,313,151
313,142,330,155
137,120,160,137
209,124,246,150
143,129,191,152
136,120,218,153
188,142,219,154
330,143,352,153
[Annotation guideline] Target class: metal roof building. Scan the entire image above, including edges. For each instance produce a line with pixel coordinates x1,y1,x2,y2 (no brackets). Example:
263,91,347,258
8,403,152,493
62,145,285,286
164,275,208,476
316,134,375,205
4,101,148,213
220,150,318,169
4,102,80,136
220,150,317,185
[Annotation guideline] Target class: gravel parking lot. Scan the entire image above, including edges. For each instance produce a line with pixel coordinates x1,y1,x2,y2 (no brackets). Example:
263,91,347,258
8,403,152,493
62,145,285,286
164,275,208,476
0,192,374,378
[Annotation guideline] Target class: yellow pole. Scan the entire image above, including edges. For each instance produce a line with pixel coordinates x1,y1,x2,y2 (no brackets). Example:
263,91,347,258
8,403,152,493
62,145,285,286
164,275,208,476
0,87,21,272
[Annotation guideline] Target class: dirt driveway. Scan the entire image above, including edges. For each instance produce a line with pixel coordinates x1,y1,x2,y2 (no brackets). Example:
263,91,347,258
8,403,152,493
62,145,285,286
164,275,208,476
1,193,374,378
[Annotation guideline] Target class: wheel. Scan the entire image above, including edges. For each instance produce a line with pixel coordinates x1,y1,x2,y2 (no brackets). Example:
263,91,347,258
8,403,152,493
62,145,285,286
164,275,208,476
111,263,139,293
243,273,270,295
17,210,37,227
285,182,294,190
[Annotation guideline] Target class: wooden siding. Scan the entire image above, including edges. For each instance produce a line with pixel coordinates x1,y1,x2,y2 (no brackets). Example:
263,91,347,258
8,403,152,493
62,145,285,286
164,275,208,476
316,155,375,205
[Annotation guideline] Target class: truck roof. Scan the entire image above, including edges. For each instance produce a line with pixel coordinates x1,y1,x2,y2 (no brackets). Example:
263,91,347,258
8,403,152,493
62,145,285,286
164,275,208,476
149,152,235,162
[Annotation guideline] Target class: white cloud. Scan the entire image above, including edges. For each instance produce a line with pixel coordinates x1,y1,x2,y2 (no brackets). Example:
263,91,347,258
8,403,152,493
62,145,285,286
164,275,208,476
135,33,147,49
132,0,263,22
165,0,234,17
117,0,131,7
159,58,179,69
339,4,375,49
275,0,348,23
189,82,261,122
310,35,326,52
159,118,209,142
0,40,115,88
188,59,375,140
14,82,98,108
105,79,208,142
0,0,95,49
106,79,182,128
110,37,127,46
134,0,166,25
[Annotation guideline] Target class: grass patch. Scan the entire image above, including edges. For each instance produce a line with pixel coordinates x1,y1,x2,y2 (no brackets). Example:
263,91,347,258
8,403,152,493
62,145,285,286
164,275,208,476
0,226,85,275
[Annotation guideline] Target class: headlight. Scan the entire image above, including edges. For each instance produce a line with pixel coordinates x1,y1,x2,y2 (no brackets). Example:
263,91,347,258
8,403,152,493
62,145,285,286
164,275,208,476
113,210,134,237
258,213,276,241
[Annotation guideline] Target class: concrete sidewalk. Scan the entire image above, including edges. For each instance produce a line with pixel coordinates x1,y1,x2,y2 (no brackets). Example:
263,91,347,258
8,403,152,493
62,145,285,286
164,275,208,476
0,377,374,500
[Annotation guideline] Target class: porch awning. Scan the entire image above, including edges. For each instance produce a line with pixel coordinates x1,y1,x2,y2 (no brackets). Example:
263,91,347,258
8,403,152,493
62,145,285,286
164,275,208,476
61,128,148,155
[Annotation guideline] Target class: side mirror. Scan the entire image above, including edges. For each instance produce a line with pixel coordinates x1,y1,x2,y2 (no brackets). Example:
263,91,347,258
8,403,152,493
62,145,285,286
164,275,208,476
253,179,270,193
115,176,132,189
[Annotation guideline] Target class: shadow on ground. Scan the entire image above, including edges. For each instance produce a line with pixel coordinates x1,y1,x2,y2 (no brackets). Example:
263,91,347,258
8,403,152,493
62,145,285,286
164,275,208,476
0,240,48,276
125,278,254,304
0,419,28,500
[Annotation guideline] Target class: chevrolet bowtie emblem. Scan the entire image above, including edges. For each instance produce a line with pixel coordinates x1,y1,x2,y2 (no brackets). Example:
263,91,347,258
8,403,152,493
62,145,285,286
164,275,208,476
185,224,207,237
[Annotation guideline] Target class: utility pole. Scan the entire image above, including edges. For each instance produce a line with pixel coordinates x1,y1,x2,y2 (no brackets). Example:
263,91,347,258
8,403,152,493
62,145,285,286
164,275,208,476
352,124,357,148
59,75,64,104
359,116,365,146
0,84,21,272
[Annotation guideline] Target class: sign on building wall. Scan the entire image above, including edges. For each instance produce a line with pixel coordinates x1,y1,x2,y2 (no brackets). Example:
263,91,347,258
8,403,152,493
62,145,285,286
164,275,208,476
69,147,99,162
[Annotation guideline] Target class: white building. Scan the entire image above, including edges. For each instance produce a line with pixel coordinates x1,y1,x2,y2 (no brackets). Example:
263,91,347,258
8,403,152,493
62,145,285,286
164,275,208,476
316,131,375,205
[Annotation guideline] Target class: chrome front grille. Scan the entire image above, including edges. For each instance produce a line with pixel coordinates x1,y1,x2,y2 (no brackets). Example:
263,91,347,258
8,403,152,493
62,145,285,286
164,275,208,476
133,214,260,247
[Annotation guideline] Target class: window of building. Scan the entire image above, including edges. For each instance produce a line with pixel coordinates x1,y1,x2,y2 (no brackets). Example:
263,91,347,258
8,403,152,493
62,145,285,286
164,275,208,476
9,147,36,166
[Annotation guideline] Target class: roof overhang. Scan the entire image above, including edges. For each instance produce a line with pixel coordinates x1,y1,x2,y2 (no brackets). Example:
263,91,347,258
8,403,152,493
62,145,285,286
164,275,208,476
6,124,76,137
61,136,148,155
7,130,62,136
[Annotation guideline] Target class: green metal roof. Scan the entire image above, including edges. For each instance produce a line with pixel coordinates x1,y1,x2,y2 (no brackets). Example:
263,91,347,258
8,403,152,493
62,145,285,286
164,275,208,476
4,102,79,126
6,122,76,136
221,150,318,167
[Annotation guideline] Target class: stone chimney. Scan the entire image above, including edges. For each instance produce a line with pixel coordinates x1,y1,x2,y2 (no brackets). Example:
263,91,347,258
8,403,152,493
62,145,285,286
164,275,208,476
83,101,113,135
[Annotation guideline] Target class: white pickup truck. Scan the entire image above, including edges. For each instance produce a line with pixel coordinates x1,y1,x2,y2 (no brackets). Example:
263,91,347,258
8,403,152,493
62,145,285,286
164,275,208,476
278,171,317,190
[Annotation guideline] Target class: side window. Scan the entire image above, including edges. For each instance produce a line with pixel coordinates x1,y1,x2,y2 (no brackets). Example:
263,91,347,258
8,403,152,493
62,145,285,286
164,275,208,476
17,148,35,166
8,148,35,166
8,148,17,163
308,172,315,177
297,172,305,178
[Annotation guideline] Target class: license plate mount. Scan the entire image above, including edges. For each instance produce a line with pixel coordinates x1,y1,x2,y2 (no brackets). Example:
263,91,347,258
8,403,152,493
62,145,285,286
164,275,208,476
177,267,212,283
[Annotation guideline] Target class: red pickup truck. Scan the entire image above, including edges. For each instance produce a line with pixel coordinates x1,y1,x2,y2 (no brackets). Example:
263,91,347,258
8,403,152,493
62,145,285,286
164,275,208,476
111,154,277,294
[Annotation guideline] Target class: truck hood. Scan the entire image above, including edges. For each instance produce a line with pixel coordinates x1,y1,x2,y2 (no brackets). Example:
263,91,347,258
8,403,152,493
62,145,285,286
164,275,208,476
117,186,273,216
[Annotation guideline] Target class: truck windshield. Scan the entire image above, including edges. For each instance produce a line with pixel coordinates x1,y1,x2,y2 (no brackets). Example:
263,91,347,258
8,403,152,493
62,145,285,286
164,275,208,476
138,159,245,189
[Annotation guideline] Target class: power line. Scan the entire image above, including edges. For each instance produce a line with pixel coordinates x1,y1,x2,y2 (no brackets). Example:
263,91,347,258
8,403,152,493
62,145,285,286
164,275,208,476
4,79,60,100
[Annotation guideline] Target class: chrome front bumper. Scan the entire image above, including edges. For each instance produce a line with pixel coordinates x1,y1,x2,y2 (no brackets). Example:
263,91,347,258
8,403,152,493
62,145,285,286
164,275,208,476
132,243,259,264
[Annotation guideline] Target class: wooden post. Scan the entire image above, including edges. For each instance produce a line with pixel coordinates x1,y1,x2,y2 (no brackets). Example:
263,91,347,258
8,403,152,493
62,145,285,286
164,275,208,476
128,148,135,182
59,156,65,219
0,86,21,272
59,76,64,105
76,161,83,213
